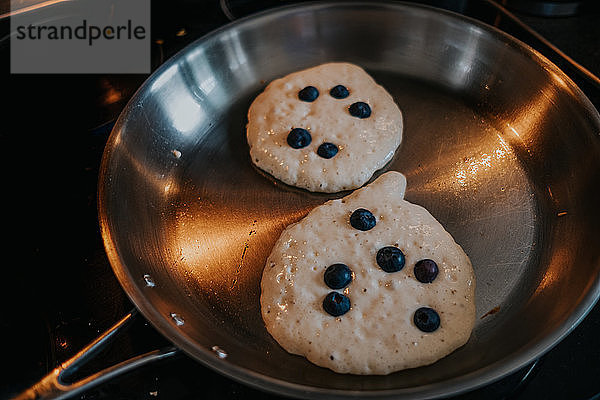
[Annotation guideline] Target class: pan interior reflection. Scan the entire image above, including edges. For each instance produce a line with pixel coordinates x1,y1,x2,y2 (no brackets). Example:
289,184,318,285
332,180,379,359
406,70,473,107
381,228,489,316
167,94,206,134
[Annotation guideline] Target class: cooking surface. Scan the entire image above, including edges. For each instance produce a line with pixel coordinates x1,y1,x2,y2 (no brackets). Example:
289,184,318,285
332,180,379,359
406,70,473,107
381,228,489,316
2,1,599,399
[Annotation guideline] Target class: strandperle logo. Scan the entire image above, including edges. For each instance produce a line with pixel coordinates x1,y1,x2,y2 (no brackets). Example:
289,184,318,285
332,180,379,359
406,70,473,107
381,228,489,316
15,19,147,47
11,0,150,73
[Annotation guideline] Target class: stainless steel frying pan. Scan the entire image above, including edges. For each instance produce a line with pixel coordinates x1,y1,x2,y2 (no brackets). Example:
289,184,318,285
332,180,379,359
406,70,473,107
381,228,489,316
17,2,600,399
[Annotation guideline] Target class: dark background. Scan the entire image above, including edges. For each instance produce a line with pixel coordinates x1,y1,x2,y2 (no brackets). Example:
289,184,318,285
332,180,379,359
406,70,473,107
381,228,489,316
2,1,599,399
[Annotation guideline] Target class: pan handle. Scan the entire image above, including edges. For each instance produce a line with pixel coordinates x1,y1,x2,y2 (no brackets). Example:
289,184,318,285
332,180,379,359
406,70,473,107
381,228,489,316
12,309,180,400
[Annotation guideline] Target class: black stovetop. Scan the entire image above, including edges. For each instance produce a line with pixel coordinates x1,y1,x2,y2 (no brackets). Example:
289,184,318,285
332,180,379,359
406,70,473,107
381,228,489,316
2,1,600,399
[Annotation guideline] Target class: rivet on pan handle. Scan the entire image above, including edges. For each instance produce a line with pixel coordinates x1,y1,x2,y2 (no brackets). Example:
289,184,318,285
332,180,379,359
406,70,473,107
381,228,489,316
11,309,180,400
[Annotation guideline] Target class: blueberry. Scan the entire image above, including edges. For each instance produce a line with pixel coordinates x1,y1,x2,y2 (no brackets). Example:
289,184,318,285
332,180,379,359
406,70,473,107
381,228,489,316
317,142,339,159
413,307,441,332
298,86,319,102
349,208,376,231
323,292,351,316
287,128,312,149
324,263,353,289
376,246,405,273
329,85,349,99
414,259,439,283
349,102,371,118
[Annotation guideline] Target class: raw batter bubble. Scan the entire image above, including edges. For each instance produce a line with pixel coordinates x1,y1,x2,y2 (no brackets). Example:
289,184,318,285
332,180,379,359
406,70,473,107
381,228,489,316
246,62,403,192
260,171,476,375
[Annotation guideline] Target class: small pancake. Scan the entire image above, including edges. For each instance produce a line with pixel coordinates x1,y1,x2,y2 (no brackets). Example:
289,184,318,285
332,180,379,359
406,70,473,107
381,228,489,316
246,62,403,192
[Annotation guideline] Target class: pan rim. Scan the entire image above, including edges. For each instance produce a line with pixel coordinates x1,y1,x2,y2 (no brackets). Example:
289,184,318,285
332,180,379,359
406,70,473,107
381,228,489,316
98,1,600,399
